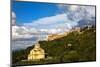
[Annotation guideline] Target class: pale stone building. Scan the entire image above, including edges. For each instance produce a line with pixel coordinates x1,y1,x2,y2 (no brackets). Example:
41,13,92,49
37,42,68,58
47,32,69,41
47,27,81,41
74,27,81,33
28,42,45,60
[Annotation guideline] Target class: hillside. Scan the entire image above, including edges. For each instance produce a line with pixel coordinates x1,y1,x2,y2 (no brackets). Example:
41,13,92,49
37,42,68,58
12,26,96,66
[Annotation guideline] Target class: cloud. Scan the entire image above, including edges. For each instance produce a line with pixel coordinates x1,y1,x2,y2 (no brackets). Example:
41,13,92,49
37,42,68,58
23,13,78,30
69,5,78,11
39,29,61,34
11,11,39,40
58,4,95,24
12,25,39,40
12,5,96,50
12,11,16,26
33,14,67,25
23,14,68,26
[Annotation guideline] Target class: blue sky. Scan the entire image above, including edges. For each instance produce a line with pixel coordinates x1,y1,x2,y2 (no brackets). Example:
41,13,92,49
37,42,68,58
12,1,61,25
12,1,96,50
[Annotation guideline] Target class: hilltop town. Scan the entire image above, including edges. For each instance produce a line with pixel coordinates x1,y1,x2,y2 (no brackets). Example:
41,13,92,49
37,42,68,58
47,27,81,41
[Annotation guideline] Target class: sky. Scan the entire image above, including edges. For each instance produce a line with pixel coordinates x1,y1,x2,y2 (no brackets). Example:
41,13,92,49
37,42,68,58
12,1,60,25
12,1,96,50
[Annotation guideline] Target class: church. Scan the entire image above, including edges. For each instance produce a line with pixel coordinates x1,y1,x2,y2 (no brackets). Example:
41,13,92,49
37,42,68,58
28,42,45,61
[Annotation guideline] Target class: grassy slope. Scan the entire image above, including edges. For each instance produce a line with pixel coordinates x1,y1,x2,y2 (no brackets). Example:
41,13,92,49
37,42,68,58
12,27,96,66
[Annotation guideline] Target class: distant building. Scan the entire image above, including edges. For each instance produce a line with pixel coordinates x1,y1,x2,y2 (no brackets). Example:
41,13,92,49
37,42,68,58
28,42,45,60
47,32,69,41
47,27,81,41
84,24,92,30
88,25,92,30
74,27,81,33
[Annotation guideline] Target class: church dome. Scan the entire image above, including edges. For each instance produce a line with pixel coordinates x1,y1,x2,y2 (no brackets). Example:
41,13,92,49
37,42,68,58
28,42,45,60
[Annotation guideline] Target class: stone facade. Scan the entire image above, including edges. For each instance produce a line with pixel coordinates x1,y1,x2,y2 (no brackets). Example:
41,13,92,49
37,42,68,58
47,32,68,41
47,27,81,41
28,42,45,60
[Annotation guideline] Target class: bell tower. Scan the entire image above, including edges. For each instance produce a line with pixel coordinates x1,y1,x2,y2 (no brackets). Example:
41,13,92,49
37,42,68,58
34,42,40,48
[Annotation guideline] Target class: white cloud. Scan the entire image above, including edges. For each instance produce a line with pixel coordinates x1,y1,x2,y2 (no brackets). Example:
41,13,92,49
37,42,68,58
23,13,78,30
12,11,39,40
12,11,16,26
69,5,78,11
58,4,95,21
48,29,61,34
39,29,62,34
23,14,68,26
12,25,39,40
34,14,67,25
22,13,79,36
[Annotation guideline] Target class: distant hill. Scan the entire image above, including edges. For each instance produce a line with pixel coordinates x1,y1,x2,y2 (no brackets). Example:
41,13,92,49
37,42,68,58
12,26,96,66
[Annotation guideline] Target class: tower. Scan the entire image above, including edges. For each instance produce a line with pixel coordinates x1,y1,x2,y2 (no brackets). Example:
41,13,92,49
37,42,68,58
28,42,45,61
